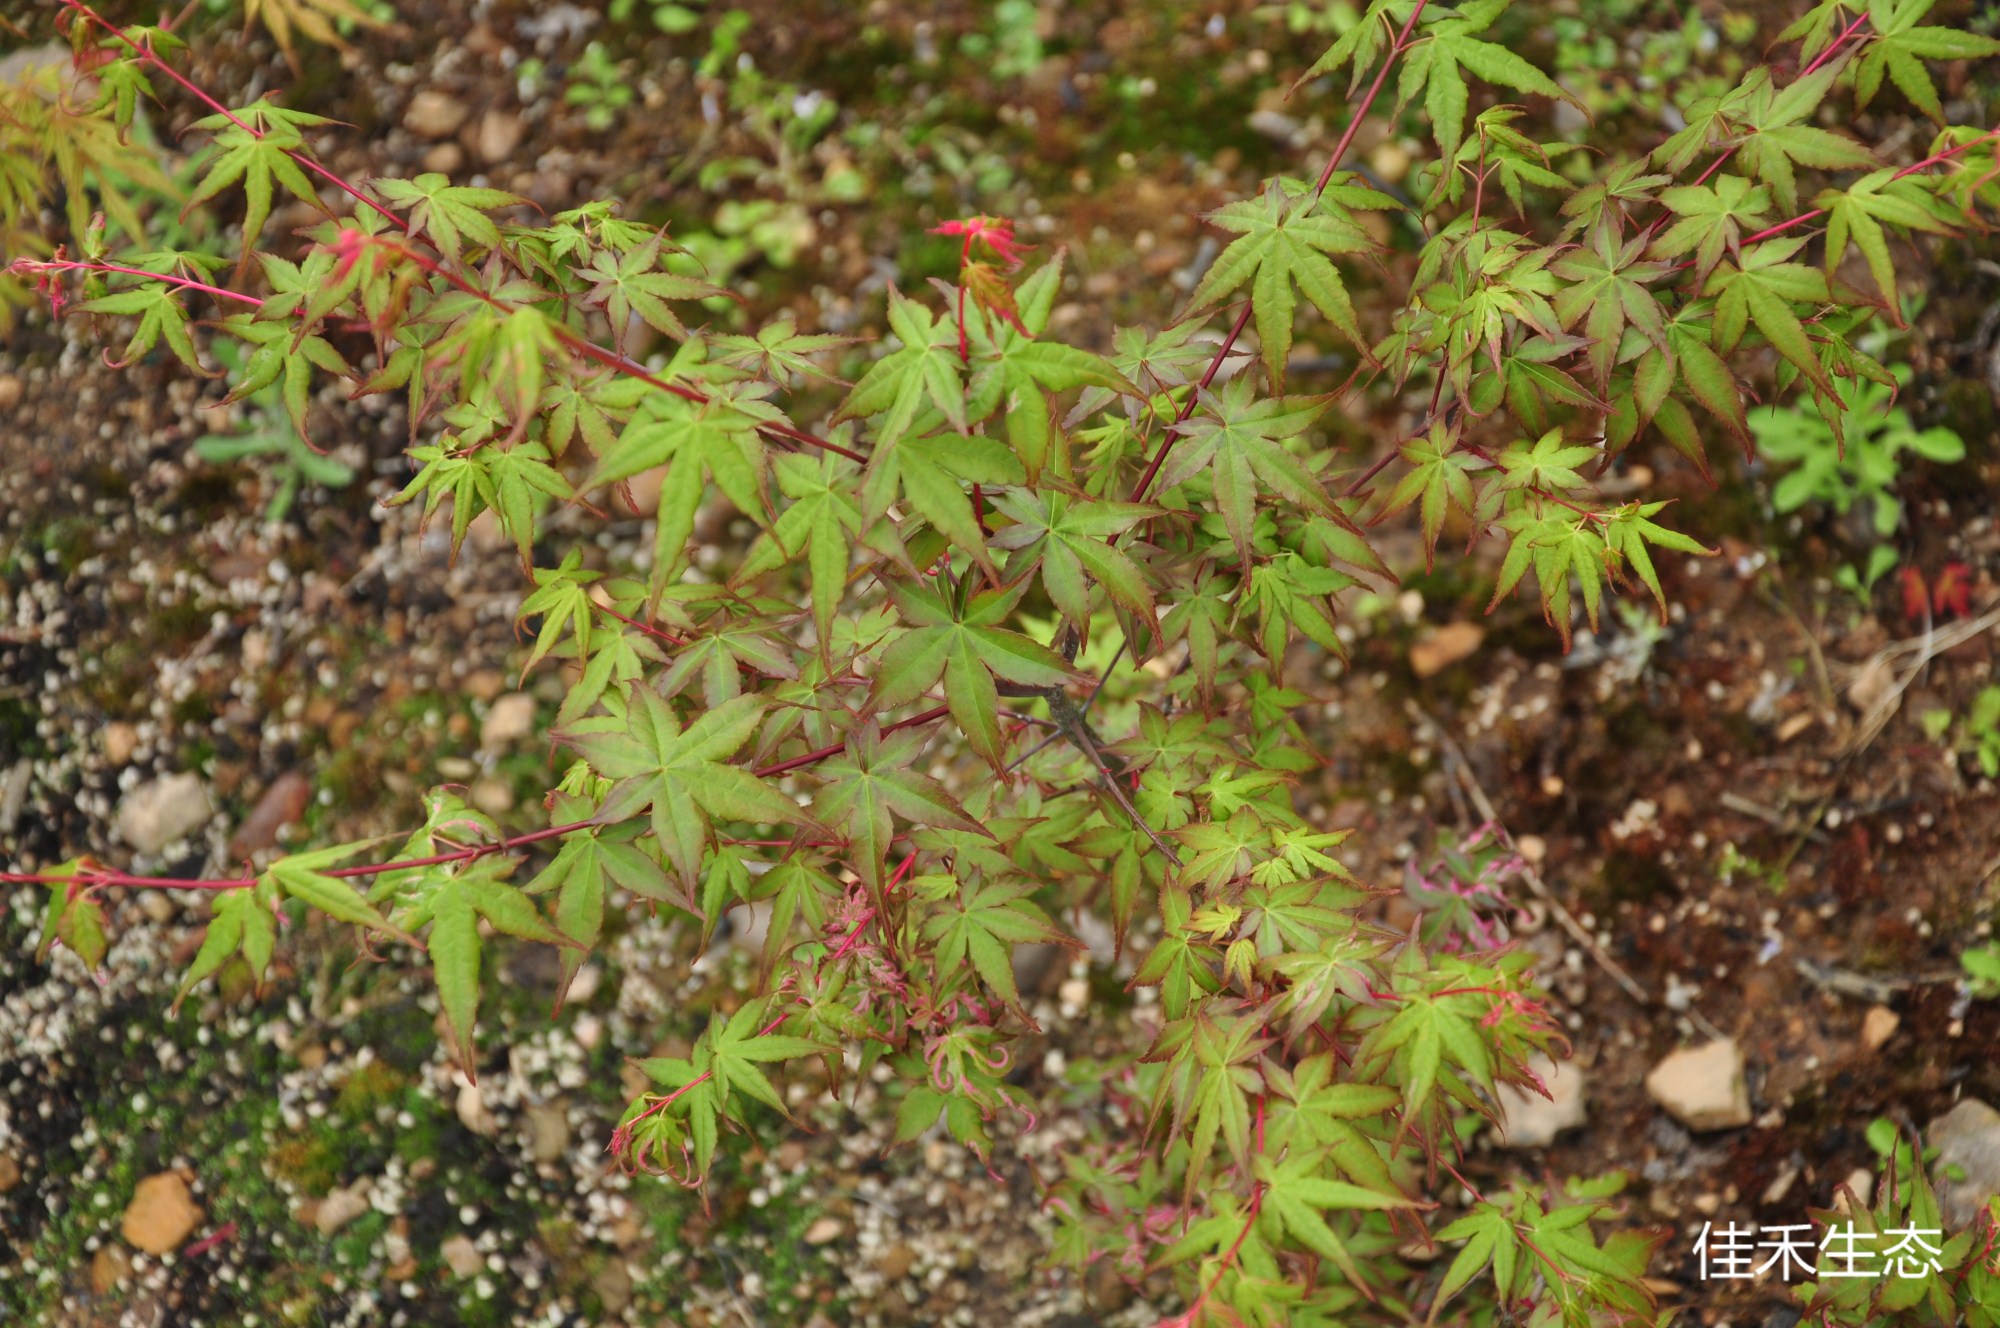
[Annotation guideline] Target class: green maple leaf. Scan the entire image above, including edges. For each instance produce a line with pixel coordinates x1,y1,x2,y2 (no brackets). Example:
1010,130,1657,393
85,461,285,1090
185,100,333,263
392,855,569,1069
811,723,989,891
542,368,652,458
1496,428,1598,493
710,311,851,386
175,878,280,1010
1648,174,1771,282
78,284,209,377
486,441,575,569
1561,158,1671,247
591,387,779,599
1397,0,1579,161
1853,0,2000,123
1259,1150,1421,1290
1816,167,1960,306
987,490,1156,630
1602,499,1712,617
577,233,726,346
1155,377,1348,568
265,841,418,945
1550,228,1670,388
1382,420,1481,566
1362,985,1497,1121
1130,888,1224,1018
1188,178,1376,387
1704,238,1833,393
1732,63,1875,213
869,579,1078,770
559,690,819,885
527,798,675,1001
1432,1201,1523,1315
862,431,1021,576
736,452,869,649
1488,508,1610,648
744,857,843,971
218,309,347,446
516,548,601,673
633,997,829,1179
837,287,966,449
373,173,526,263
921,878,1070,1008
966,253,1135,479
1298,0,1410,92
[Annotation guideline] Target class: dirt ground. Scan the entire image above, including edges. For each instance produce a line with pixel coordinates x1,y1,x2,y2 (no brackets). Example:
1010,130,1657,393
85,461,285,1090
5,2,2000,1325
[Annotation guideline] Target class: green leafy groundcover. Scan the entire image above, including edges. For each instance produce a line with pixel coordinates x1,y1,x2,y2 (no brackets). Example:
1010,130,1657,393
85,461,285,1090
8,0,2000,1322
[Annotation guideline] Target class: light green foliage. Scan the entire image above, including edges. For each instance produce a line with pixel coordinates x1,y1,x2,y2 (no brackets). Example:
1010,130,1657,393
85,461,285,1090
1924,685,2000,779
1752,364,1966,539
21,4,2000,1326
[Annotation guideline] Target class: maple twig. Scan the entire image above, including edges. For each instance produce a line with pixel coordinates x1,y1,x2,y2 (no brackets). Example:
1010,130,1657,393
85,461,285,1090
8,258,264,307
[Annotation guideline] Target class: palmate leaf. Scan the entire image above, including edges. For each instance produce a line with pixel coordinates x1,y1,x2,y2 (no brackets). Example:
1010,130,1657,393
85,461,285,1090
1703,238,1834,393
1853,0,2000,123
966,252,1136,480
526,794,675,1001
1396,0,1579,161
561,690,819,886
1549,228,1669,389
921,878,1071,1008
735,451,867,649
78,283,208,376
810,723,989,892
987,490,1156,630
1731,63,1874,213
391,855,570,1069
1602,500,1711,618
1488,508,1609,649
632,997,829,1180
1187,178,1378,387
591,386,779,599
869,579,1078,770
1817,167,1960,306
861,430,1022,576
836,287,966,449
374,173,525,264
577,233,726,347
1647,174,1771,282
1155,377,1345,568
266,841,419,945
184,100,334,264
1381,420,1481,566
1258,1150,1421,1291
174,878,280,1011
516,547,600,673
710,311,852,386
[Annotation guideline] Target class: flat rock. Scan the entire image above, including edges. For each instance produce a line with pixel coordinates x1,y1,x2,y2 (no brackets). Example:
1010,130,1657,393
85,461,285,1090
314,1180,372,1235
1930,1097,2000,1229
117,772,212,854
404,89,469,139
474,110,524,164
524,1103,570,1163
1410,622,1485,678
229,770,311,857
802,1216,844,1245
91,1244,130,1296
481,693,537,751
441,1233,483,1278
122,1172,202,1254
1861,1004,1900,1052
1494,1055,1588,1148
1645,1038,1751,1132
0,1152,20,1192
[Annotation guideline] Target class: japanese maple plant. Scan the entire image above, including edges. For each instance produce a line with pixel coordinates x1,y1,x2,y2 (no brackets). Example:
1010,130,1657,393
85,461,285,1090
8,0,2000,1323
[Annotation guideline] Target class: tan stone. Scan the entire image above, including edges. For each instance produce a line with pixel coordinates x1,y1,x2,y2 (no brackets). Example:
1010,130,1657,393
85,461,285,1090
121,1172,203,1254
1645,1038,1751,1131
1861,1004,1901,1052
1410,622,1485,678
